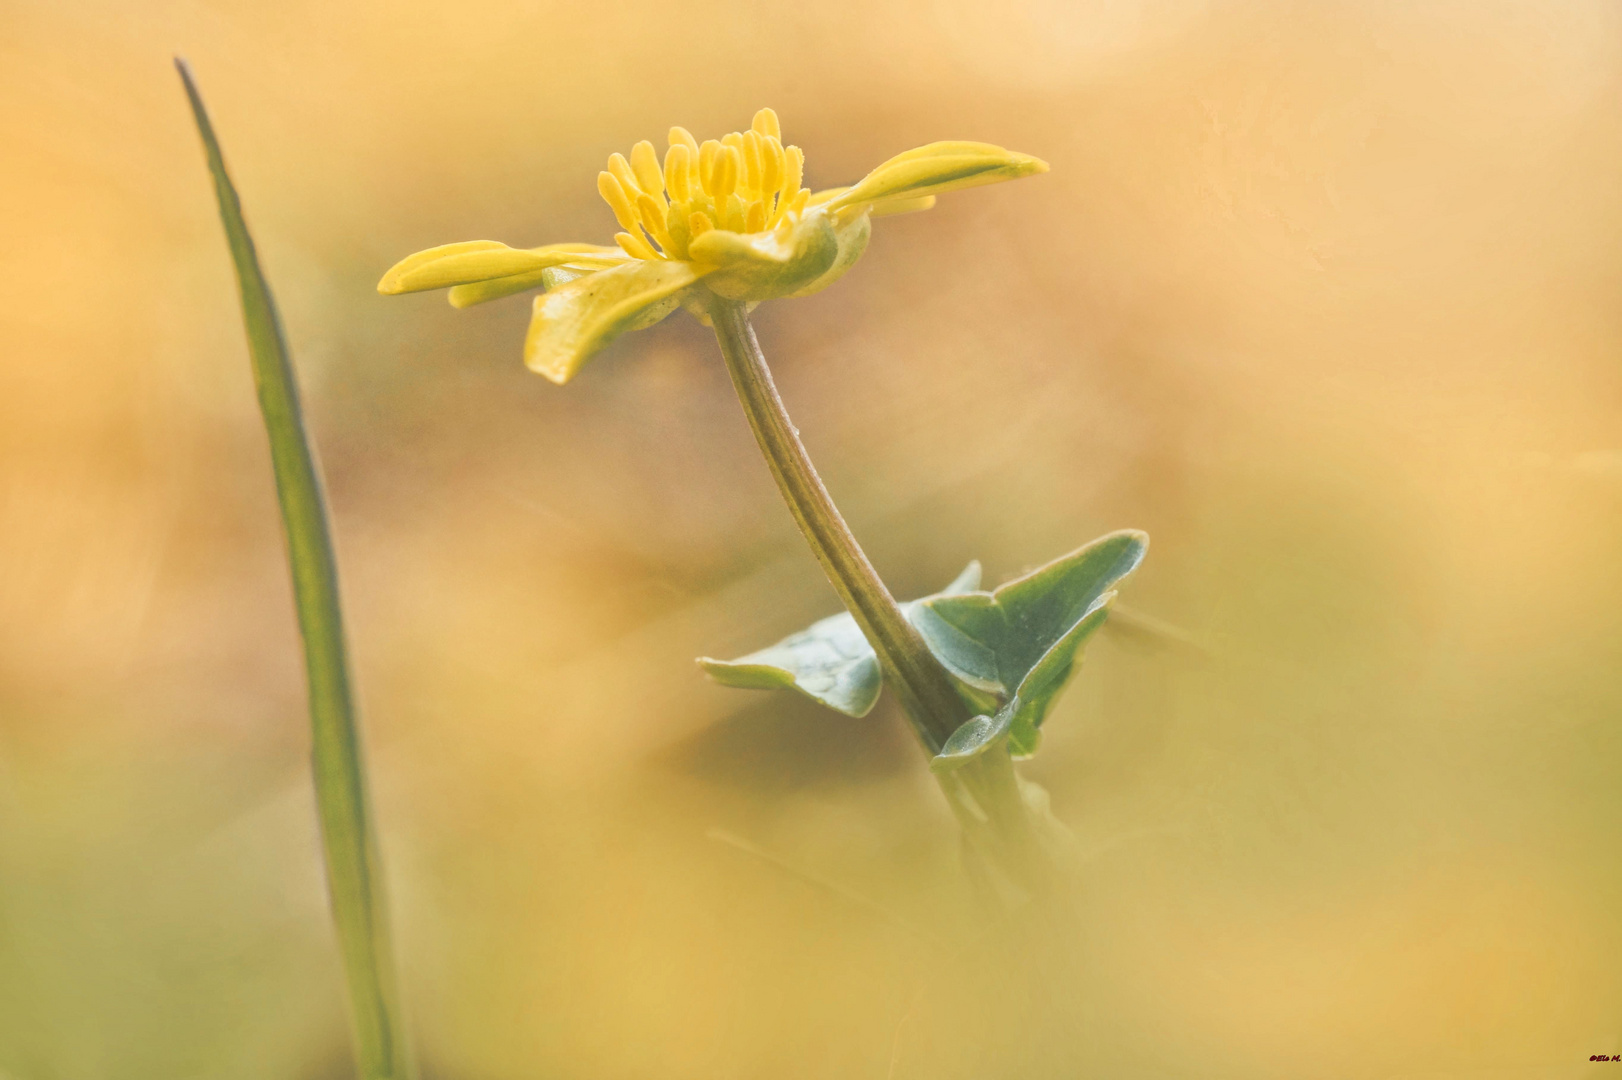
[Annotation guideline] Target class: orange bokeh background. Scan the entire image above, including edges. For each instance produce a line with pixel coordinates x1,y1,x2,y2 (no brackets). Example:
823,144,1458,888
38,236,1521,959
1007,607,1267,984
2,0,1619,1076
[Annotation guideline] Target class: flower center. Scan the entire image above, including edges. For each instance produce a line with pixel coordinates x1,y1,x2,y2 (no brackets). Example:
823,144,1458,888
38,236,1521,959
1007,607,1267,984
596,108,811,262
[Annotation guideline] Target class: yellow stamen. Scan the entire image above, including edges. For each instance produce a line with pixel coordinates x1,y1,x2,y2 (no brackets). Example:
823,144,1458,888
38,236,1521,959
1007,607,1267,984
712,147,739,201
698,140,721,194
761,139,783,203
741,131,764,194
607,152,640,196
751,108,780,139
596,110,826,251
665,201,692,259
784,145,804,203
668,126,700,154
597,171,639,233
630,140,664,199
721,133,746,191
635,192,672,252
664,143,692,201
615,230,660,260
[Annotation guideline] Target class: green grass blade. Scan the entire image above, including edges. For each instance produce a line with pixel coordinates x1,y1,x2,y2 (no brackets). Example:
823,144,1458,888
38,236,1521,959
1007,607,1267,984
175,58,414,1080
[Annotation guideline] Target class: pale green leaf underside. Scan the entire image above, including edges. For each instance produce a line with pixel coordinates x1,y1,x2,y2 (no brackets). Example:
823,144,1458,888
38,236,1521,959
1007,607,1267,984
702,531,1147,750
699,561,982,717
930,703,1016,772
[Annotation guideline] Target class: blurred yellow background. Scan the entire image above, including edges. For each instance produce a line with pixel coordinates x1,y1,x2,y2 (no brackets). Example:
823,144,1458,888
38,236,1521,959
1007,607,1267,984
3,0,1620,1076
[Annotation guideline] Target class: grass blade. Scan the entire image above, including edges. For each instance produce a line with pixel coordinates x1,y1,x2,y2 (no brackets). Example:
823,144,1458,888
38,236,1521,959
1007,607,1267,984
175,58,413,1080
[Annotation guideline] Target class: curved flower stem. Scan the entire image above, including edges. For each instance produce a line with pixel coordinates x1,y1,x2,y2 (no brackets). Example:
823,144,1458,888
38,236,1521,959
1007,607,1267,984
707,298,1055,894
708,299,966,751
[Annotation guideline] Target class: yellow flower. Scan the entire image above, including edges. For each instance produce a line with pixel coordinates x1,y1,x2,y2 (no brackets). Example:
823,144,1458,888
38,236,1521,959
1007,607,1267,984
378,109,1047,384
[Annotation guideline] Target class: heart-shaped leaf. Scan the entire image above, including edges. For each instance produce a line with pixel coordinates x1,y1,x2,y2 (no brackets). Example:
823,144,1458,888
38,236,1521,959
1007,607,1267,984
699,561,982,717
917,530,1147,758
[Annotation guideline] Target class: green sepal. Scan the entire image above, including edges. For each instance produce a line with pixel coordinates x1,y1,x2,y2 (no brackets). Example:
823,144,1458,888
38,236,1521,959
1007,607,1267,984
688,209,839,301
698,561,983,717
915,530,1147,757
786,210,872,299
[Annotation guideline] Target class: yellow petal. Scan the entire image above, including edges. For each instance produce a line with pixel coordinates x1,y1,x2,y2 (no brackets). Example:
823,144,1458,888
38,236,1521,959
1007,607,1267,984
826,142,1047,211
540,265,593,290
806,186,848,208
523,259,701,384
378,240,505,294
869,193,937,217
379,242,615,295
446,248,631,307
449,268,553,308
688,209,839,301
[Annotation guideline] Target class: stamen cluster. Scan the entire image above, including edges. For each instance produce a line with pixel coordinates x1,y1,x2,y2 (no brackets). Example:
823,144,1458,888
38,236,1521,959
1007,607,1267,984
596,108,810,262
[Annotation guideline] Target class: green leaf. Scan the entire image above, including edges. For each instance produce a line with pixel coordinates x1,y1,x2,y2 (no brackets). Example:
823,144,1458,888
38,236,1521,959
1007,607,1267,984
176,59,413,1080
699,562,982,717
699,609,884,716
916,530,1147,757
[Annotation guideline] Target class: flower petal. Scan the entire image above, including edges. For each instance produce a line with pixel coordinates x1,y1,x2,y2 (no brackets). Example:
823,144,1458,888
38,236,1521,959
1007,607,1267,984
376,240,507,294
523,259,700,384
448,268,553,308
826,142,1047,211
447,257,630,309
378,241,625,295
869,193,937,217
687,209,838,301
